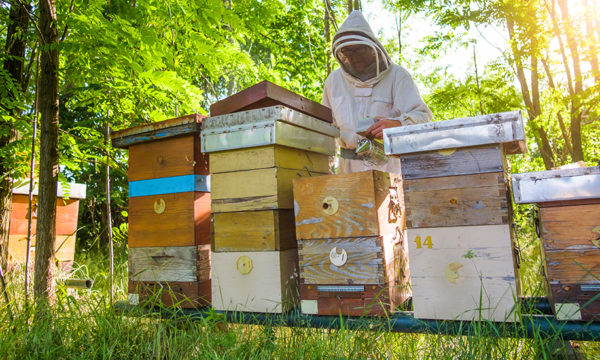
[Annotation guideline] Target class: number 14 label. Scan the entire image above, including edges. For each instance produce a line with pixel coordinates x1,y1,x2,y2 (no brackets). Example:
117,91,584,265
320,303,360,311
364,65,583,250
414,235,433,249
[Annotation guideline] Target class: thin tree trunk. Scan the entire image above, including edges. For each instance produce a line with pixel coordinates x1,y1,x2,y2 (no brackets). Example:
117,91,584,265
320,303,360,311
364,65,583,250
324,0,331,75
1,0,31,270
105,117,114,304
34,0,60,307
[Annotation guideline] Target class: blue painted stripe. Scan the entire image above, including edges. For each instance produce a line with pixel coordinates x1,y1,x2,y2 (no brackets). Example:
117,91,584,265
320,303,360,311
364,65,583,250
129,175,210,197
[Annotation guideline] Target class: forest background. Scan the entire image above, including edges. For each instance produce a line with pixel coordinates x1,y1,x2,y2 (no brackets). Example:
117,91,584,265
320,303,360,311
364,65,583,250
0,0,599,322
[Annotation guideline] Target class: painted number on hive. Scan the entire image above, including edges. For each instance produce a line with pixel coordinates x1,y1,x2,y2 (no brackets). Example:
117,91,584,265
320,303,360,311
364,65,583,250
414,235,433,249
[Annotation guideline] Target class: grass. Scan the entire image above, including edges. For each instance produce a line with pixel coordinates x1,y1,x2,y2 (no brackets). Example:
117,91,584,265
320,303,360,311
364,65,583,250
0,237,599,359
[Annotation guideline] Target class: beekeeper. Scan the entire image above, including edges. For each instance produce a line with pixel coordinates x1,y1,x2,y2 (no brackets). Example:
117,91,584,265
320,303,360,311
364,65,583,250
323,10,433,174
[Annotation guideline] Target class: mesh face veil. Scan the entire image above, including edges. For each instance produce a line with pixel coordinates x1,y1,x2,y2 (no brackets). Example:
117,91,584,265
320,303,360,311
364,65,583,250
332,34,390,82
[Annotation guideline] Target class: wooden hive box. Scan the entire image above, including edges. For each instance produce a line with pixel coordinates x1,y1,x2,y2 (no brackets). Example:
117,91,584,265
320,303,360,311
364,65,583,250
384,111,527,321
512,166,600,321
9,182,86,271
293,171,410,316
111,114,212,308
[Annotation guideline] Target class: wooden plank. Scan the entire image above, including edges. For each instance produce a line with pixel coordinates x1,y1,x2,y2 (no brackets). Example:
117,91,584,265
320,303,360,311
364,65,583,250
111,113,205,148
400,145,504,179
211,168,325,212
209,80,333,123
9,194,80,235
7,234,76,264
298,237,385,284
197,244,211,281
128,175,210,197
129,192,210,247
209,145,330,174
404,172,509,228
128,135,209,181
212,210,296,252
299,284,394,316
128,280,211,308
550,283,600,321
545,249,600,283
407,225,518,322
129,246,197,282
293,171,401,239
211,250,298,313
539,204,600,250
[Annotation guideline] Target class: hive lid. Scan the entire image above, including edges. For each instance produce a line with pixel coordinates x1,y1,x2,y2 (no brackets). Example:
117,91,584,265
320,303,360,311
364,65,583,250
512,166,600,204
13,181,87,199
201,106,339,155
209,81,333,123
111,113,206,148
383,111,527,156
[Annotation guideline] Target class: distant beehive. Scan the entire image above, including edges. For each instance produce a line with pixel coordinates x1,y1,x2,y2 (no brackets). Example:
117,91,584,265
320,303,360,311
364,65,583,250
293,170,410,316
111,114,211,308
512,166,600,321
202,81,337,313
9,182,86,272
384,111,527,321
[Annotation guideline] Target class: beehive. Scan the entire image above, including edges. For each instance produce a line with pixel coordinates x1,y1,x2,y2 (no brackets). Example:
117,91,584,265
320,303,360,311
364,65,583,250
204,86,337,313
293,171,410,316
512,166,600,321
8,182,86,271
111,113,211,308
384,111,527,321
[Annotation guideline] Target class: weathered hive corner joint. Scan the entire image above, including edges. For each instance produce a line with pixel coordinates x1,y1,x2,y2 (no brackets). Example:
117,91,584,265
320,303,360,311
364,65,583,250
203,81,338,313
8,181,87,272
293,170,410,316
512,166,600,321
111,113,211,308
384,111,527,322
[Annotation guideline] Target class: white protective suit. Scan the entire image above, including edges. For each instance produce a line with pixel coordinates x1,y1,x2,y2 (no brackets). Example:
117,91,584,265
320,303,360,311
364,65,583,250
322,10,433,174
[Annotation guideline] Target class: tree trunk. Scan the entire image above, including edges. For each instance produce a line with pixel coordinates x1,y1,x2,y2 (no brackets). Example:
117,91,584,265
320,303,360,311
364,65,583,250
34,0,60,306
1,0,31,270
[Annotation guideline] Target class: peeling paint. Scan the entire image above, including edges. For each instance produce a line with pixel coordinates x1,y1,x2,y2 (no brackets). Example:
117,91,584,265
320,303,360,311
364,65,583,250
296,217,323,226
361,202,374,208
294,200,299,217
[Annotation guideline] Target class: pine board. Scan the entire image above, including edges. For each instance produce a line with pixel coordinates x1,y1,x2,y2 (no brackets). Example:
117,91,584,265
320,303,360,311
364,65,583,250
212,210,296,252
7,234,76,264
407,225,518,321
10,194,80,235
128,192,210,247
539,204,600,251
196,244,211,281
545,249,600,283
404,172,509,228
129,246,197,282
293,171,403,240
128,134,209,181
300,284,393,316
211,167,325,212
211,250,298,313
209,145,330,174
400,145,504,179
128,280,211,308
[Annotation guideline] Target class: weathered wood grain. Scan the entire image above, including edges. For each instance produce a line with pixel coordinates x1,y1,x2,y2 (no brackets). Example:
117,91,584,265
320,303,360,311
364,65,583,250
128,280,211,308
211,250,298,313
196,244,211,281
211,168,325,212
212,210,296,252
298,237,385,284
300,284,394,316
111,113,205,148
293,171,403,239
128,135,209,181
545,249,600,283
407,225,518,321
209,145,330,174
9,194,80,235
7,234,76,264
400,145,504,179
539,204,600,251
550,283,600,321
129,246,197,282
404,172,509,228
129,192,210,247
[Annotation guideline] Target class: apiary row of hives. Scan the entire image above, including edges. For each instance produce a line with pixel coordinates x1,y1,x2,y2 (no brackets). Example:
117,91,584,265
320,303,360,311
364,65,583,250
112,81,600,322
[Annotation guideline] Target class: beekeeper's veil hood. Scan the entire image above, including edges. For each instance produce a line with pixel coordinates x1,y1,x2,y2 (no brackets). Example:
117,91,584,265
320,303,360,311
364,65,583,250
332,10,392,83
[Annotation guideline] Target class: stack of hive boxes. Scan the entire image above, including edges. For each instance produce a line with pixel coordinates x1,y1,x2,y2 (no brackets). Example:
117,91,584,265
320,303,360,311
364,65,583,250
111,114,211,308
383,111,527,321
512,166,600,321
293,170,411,316
202,82,338,313
8,181,86,272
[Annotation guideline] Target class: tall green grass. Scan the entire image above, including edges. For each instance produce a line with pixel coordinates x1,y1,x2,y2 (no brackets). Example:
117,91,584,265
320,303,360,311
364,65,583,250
0,244,599,359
